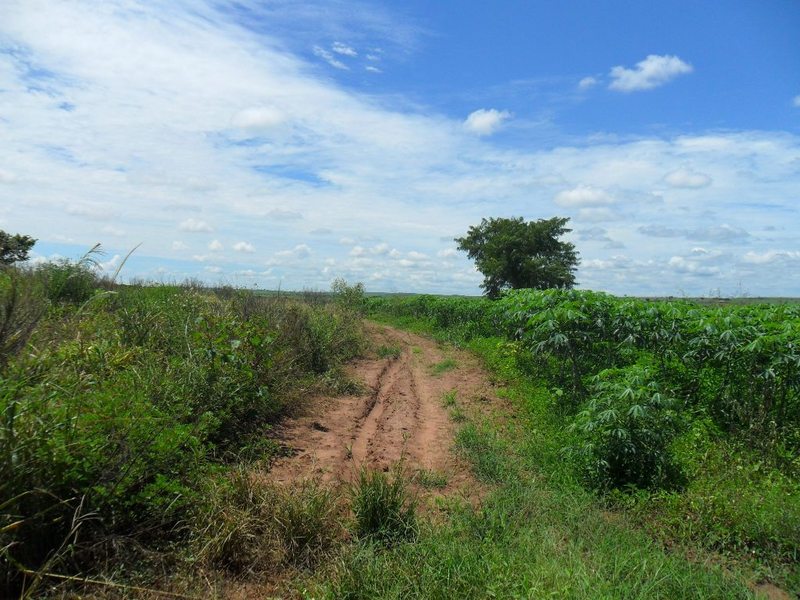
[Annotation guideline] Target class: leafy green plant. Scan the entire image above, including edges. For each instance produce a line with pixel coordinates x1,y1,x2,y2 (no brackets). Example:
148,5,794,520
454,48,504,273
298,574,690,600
568,364,684,491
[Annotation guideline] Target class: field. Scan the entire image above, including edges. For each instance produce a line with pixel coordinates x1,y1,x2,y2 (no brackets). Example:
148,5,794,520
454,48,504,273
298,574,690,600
1,260,799,598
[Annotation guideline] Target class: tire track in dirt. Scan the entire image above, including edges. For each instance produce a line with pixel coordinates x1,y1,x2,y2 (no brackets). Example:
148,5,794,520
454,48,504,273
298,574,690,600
268,322,499,498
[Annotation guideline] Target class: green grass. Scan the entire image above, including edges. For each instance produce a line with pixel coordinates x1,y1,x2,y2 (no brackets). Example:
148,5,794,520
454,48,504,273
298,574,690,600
430,358,457,375
319,313,789,598
415,469,448,490
440,389,457,407
376,344,402,359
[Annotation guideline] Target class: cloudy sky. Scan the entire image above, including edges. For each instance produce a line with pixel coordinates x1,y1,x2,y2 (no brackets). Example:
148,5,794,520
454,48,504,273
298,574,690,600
1,0,799,296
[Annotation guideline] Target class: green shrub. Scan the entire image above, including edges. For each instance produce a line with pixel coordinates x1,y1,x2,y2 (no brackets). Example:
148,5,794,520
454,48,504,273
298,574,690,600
568,364,684,491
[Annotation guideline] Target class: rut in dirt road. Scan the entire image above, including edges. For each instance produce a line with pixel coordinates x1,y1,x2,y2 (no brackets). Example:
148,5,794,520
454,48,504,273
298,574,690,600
268,323,496,495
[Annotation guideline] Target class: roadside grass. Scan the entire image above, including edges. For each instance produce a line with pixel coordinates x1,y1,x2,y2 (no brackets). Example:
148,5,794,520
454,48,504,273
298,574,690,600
376,344,402,359
313,316,767,599
415,469,448,490
440,389,457,408
430,358,457,375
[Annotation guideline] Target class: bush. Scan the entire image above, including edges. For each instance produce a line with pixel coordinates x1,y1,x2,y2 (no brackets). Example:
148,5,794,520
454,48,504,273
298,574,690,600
568,364,684,491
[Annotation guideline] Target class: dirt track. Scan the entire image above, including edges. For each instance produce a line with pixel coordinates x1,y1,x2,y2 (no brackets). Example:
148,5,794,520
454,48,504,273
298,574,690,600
268,322,496,496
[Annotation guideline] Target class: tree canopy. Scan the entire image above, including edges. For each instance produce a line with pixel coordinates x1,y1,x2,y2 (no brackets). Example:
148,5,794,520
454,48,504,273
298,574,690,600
0,230,36,266
455,216,579,298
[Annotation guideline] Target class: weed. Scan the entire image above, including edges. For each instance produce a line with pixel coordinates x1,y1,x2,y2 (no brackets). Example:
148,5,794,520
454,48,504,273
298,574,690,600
351,467,417,545
440,389,457,407
430,358,457,375
376,344,402,359
449,407,467,423
415,469,448,489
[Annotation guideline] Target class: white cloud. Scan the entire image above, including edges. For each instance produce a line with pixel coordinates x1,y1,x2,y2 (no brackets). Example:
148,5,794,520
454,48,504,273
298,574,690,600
668,256,720,276
102,225,125,237
313,45,348,70
205,265,222,273
371,243,389,255
463,108,511,136
578,76,598,90
554,185,614,207
276,244,311,259
742,250,800,264
172,241,189,251
231,106,285,129
793,95,800,108
437,248,458,258
331,42,357,57
365,65,382,73
407,251,427,260
349,245,366,257
664,168,712,188
0,169,17,183
179,218,213,233
233,241,254,253
609,54,693,92
208,239,223,251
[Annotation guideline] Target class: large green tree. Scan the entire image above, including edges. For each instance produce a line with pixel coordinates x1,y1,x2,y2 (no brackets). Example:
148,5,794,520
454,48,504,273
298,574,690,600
0,230,36,266
455,216,579,298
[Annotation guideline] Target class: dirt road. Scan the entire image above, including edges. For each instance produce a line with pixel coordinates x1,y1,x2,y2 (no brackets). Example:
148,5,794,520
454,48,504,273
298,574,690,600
268,322,497,496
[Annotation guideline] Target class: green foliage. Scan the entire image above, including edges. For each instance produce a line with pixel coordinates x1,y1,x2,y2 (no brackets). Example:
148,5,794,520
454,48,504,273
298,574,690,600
368,291,800,589
0,231,36,266
351,467,417,545
0,280,364,594
455,216,579,297
331,278,366,312
568,364,684,490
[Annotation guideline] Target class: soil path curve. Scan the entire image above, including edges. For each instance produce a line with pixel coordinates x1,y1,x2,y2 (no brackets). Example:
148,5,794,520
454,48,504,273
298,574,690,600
268,322,497,496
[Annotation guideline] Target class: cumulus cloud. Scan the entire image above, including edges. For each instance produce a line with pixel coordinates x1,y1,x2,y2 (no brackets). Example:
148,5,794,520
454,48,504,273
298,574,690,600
794,95,800,108
179,218,213,233
231,106,285,129
172,241,189,250
365,65,382,73
208,239,223,251
437,248,458,258
233,241,254,253
0,169,16,183
578,76,598,90
463,108,511,136
668,256,720,276
664,167,712,188
609,54,693,92
554,185,614,207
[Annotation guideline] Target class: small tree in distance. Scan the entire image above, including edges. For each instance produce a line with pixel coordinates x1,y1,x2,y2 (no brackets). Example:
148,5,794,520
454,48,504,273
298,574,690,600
455,216,579,298
0,230,36,266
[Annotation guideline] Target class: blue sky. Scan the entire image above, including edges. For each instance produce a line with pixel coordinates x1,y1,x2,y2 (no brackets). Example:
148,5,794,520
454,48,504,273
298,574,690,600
1,0,799,295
